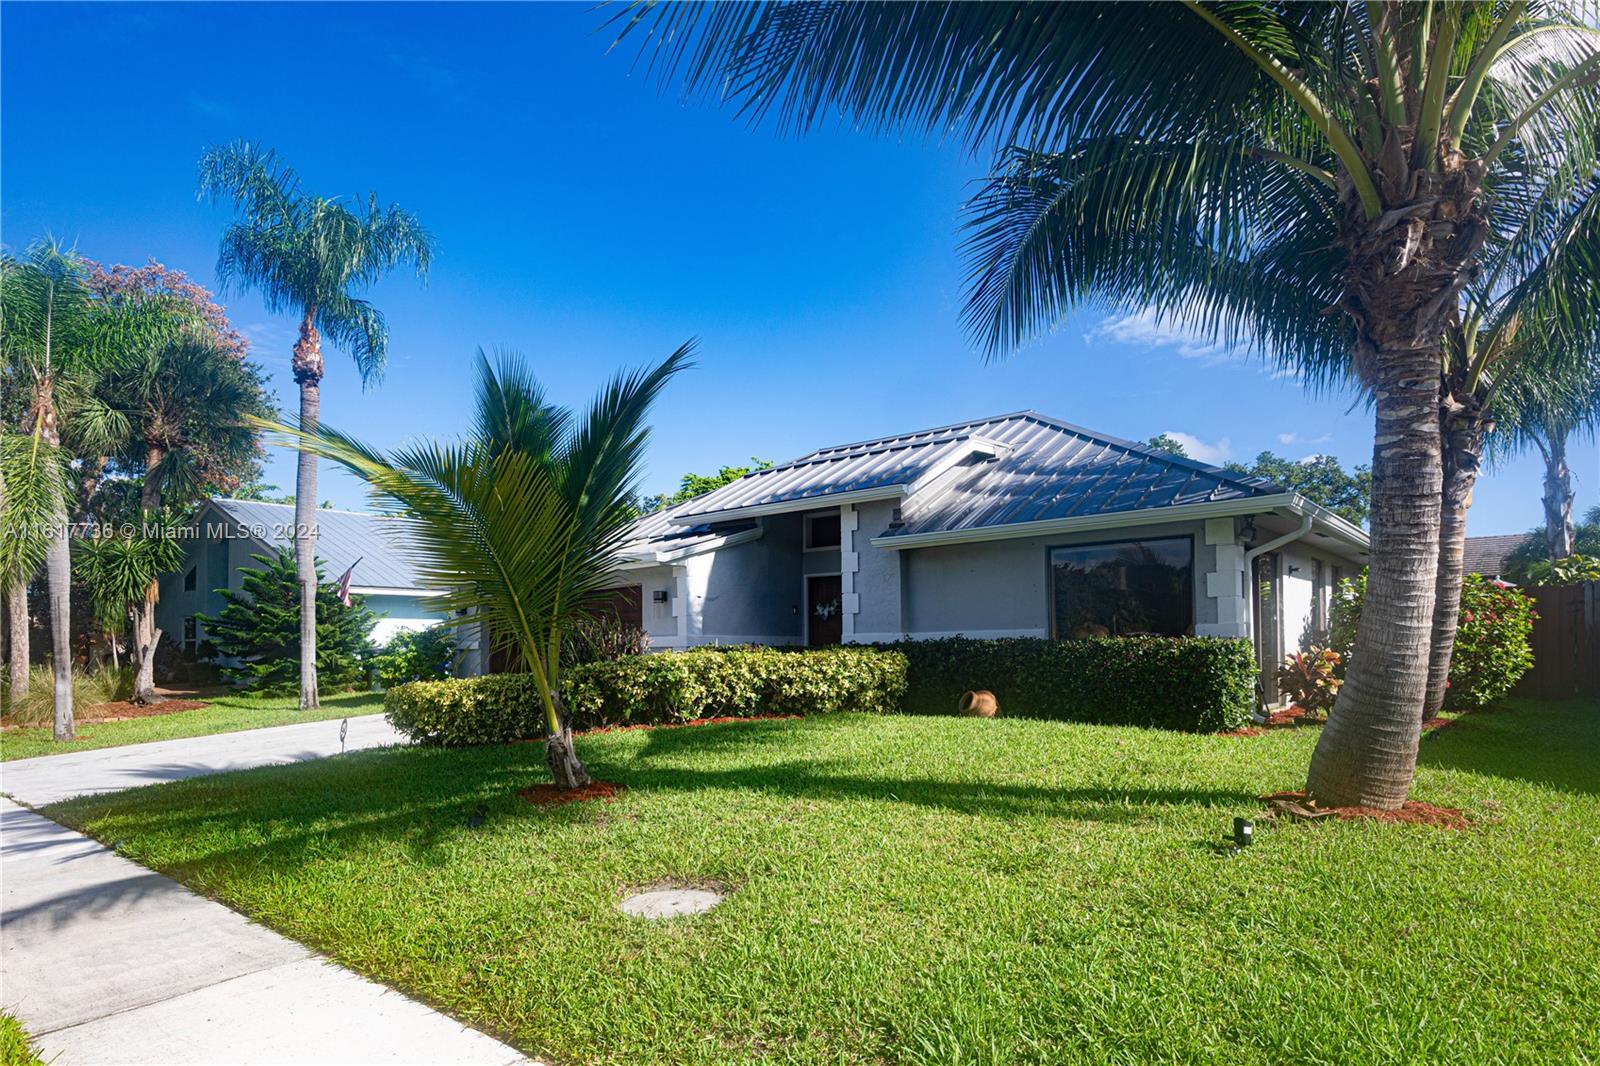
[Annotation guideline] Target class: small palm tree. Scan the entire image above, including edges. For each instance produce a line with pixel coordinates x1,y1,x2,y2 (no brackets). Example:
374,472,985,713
271,343,693,789
618,2,1600,809
199,141,434,711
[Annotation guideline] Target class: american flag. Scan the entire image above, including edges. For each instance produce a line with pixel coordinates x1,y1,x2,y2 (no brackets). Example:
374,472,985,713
336,557,362,607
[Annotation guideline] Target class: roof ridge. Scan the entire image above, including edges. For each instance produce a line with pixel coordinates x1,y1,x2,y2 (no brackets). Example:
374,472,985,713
210,497,415,521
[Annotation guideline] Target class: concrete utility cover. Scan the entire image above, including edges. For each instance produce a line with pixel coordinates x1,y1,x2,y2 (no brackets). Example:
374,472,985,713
619,888,724,919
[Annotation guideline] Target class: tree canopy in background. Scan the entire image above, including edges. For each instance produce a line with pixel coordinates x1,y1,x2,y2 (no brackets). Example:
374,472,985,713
641,457,773,513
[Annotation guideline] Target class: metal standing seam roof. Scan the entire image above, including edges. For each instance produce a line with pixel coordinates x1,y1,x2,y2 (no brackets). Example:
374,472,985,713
622,411,1283,556
205,498,429,592
617,499,758,561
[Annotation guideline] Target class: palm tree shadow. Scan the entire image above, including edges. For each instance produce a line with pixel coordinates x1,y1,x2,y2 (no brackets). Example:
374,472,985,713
1417,701,1598,796
609,721,1253,822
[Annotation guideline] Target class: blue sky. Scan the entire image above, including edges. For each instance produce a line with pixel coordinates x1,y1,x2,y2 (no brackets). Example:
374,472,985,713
3,2,1591,535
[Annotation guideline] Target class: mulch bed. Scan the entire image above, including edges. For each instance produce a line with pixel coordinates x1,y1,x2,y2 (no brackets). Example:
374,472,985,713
79,699,210,723
1222,705,1322,737
578,712,805,737
518,780,626,806
1260,790,1469,829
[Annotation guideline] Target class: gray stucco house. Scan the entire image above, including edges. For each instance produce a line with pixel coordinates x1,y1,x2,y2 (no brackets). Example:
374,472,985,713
156,498,469,662
614,411,1368,699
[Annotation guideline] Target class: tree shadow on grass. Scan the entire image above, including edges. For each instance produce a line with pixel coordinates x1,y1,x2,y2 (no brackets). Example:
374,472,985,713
1416,700,1599,797
613,757,1253,824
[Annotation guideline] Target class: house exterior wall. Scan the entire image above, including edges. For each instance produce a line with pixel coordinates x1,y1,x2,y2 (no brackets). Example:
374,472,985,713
367,595,449,644
1278,541,1346,652
852,499,905,640
889,519,1217,640
156,526,448,654
682,514,806,645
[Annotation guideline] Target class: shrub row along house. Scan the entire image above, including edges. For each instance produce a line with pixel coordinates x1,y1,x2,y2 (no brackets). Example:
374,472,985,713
611,411,1368,702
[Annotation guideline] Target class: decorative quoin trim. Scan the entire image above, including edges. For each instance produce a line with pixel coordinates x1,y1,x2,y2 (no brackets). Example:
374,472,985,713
840,504,860,639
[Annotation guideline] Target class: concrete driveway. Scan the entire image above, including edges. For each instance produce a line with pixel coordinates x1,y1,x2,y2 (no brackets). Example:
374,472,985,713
1,712,405,806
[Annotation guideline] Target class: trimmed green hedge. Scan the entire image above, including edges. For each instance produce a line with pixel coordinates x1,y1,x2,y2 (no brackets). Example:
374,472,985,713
386,646,908,745
885,636,1256,732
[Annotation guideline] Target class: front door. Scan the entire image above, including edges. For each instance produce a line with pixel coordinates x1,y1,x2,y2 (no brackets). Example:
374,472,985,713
807,574,843,646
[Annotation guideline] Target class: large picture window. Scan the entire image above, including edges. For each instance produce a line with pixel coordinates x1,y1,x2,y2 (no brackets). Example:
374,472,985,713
1050,536,1194,638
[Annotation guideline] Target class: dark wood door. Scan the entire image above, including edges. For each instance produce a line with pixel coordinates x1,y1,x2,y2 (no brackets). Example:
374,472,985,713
807,575,843,646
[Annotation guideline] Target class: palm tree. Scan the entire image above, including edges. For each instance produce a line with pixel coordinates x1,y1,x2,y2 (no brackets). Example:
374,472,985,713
617,2,1600,809
1,241,116,739
270,344,693,789
74,519,187,677
98,335,270,701
0,432,71,707
199,141,434,711
1492,358,1600,563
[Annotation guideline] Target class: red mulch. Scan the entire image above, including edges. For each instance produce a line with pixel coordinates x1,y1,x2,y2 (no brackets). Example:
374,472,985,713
80,699,210,722
1222,705,1320,737
518,780,626,806
579,712,805,737
1261,790,1469,829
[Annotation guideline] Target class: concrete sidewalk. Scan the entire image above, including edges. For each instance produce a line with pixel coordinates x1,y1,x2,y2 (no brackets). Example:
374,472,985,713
0,716,539,1064
0,801,535,1065
1,712,404,806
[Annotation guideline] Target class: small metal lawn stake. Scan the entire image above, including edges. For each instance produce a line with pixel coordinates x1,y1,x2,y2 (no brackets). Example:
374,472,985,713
1233,817,1253,847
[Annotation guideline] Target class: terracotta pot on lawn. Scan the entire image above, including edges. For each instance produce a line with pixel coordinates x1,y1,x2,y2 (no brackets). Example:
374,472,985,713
958,690,998,718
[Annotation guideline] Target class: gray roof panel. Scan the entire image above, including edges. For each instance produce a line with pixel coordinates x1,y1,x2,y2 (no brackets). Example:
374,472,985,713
206,499,428,591
623,411,1284,556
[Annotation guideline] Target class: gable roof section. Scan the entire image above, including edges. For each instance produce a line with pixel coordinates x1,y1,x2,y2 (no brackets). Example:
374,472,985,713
669,422,1014,522
205,498,429,592
621,411,1353,560
1462,533,1530,577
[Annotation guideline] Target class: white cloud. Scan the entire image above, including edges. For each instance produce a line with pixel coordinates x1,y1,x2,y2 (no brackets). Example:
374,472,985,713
1161,431,1233,465
1088,309,1243,366
1277,431,1332,446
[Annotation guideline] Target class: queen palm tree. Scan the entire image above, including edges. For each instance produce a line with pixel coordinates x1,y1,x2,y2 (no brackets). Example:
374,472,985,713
270,344,693,789
617,2,1600,809
199,141,434,710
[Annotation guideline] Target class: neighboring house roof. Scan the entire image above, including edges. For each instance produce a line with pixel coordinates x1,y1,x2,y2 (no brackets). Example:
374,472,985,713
624,410,1369,560
1462,533,1530,577
203,498,429,592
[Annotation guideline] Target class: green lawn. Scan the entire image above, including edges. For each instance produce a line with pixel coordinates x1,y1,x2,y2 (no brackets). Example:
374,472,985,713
1,1012,45,1066
47,699,1599,1066
1,690,382,761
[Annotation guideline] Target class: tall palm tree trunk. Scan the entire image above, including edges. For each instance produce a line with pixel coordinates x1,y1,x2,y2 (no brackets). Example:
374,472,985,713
130,448,167,704
30,379,75,739
6,580,28,701
44,496,74,740
1307,339,1444,808
1422,400,1489,720
293,309,322,711
1537,432,1574,561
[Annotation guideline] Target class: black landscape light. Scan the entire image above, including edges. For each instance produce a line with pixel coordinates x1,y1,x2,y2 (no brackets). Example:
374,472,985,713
1233,817,1253,847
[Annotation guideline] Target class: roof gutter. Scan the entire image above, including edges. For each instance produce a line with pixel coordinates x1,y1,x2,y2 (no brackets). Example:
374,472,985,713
869,492,1368,555
670,485,906,526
